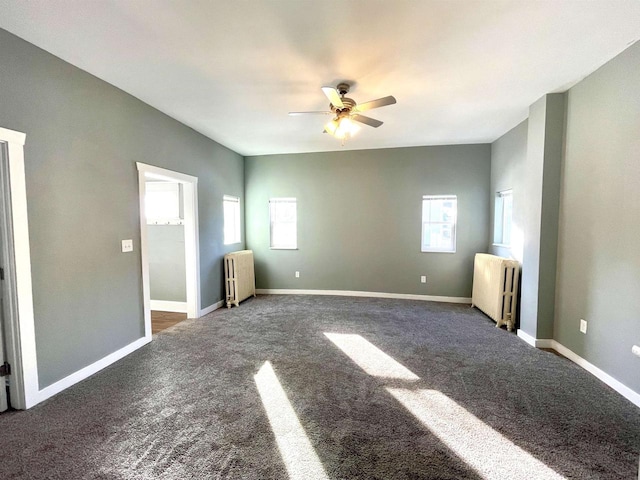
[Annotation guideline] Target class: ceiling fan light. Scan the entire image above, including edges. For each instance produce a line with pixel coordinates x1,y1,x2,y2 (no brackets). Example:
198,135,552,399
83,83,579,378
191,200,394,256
324,119,339,136
336,117,360,138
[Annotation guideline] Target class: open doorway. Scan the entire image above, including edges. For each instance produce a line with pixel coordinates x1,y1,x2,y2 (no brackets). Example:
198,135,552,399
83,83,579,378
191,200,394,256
137,163,200,339
145,180,188,333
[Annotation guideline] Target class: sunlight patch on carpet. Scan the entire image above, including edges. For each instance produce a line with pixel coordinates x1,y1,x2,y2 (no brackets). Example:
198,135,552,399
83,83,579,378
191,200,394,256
324,333,419,380
387,388,566,480
254,361,329,480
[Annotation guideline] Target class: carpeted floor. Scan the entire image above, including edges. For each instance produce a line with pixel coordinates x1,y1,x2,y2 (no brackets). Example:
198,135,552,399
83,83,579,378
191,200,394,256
1,295,639,479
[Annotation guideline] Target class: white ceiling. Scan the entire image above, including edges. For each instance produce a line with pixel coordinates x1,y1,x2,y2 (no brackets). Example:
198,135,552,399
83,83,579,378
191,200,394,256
1,1,639,156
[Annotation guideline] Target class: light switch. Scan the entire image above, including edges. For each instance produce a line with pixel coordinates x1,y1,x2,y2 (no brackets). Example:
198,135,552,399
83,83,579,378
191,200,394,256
121,239,133,253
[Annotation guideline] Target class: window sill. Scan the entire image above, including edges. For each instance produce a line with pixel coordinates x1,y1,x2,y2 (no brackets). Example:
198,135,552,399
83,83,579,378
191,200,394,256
492,243,511,248
270,247,298,250
421,250,456,254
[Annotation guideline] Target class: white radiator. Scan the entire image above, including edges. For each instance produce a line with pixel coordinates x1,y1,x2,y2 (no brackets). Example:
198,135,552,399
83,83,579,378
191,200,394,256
224,250,256,308
471,253,519,331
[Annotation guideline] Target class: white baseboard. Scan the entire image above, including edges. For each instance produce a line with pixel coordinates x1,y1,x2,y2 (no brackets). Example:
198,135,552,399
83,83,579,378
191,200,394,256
150,300,187,313
199,300,225,316
30,336,151,408
256,288,471,304
516,334,640,408
516,329,537,347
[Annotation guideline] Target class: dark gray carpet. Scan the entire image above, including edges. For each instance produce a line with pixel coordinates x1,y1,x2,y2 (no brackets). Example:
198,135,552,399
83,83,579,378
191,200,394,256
1,295,639,479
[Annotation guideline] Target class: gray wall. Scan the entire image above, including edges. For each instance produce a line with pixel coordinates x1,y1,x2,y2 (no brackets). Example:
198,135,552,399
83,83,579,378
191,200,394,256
555,41,640,392
490,120,528,262
0,29,244,388
245,145,491,297
520,94,565,340
148,225,186,302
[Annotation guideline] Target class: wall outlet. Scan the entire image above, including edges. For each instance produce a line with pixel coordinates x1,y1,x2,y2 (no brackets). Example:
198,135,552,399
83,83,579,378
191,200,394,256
295,271,300,278
121,239,133,253
420,275,427,284
579,319,587,334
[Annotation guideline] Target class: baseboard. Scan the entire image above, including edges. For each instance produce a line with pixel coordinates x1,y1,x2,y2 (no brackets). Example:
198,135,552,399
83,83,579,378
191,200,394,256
150,300,187,313
516,333,640,409
256,289,471,304
516,329,537,347
30,336,151,408
199,300,225,316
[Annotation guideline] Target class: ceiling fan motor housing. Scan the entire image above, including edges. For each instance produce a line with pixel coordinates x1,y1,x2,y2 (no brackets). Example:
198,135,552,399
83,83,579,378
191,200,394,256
331,97,356,116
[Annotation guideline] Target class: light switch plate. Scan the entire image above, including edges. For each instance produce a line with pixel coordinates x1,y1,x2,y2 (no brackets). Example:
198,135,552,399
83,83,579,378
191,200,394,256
579,319,587,334
121,239,133,253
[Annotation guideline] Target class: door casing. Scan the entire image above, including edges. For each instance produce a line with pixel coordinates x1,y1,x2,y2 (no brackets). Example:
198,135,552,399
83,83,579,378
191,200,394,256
0,127,36,410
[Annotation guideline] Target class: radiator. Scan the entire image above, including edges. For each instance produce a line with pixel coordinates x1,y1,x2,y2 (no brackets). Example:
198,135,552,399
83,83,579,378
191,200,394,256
224,250,256,308
471,253,520,331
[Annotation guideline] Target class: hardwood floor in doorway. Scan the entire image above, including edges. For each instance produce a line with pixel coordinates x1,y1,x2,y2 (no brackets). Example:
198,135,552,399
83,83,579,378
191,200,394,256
151,310,187,334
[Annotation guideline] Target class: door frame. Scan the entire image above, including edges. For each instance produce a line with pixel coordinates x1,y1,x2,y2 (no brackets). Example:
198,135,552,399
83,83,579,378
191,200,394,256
136,162,200,338
0,126,37,410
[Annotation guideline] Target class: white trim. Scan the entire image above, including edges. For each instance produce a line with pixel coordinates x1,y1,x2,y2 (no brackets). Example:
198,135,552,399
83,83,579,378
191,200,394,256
256,289,471,304
137,163,201,336
516,330,554,348
0,127,26,146
137,163,199,184
0,127,38,410
33,337,151,406
516,329,537,347
137,171,152,339
182,180,200,319
516,334,640,408
199,300,225,316
150,300,187,313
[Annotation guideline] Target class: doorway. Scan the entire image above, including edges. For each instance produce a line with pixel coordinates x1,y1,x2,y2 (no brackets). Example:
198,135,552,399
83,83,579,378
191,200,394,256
137,163,200,339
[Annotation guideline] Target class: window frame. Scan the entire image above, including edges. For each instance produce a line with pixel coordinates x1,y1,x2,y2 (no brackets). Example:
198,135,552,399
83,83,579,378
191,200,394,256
269,197,297,250
421,195,458,253
493,189,513,247
223,194,241,245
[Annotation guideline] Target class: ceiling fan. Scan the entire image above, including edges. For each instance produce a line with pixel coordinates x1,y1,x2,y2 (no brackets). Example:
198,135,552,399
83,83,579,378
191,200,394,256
289,83,396,143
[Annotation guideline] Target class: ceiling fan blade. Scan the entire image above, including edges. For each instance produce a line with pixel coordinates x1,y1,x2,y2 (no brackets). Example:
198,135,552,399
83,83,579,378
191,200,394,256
288,111,333,116
321,86,344,108
355,95,396,112
352,114,383,128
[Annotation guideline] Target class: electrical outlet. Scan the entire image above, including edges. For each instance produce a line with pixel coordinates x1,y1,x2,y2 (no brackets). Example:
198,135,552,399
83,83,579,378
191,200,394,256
121,239,133,253
295,271,300,278
579,319,587,334
420,275,427,284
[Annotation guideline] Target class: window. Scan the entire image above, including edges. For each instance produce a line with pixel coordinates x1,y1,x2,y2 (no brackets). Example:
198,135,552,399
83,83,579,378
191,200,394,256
494,189,513,246
270,198,297,249
421,195,457,253
145,182,182,224
223,195,241,245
